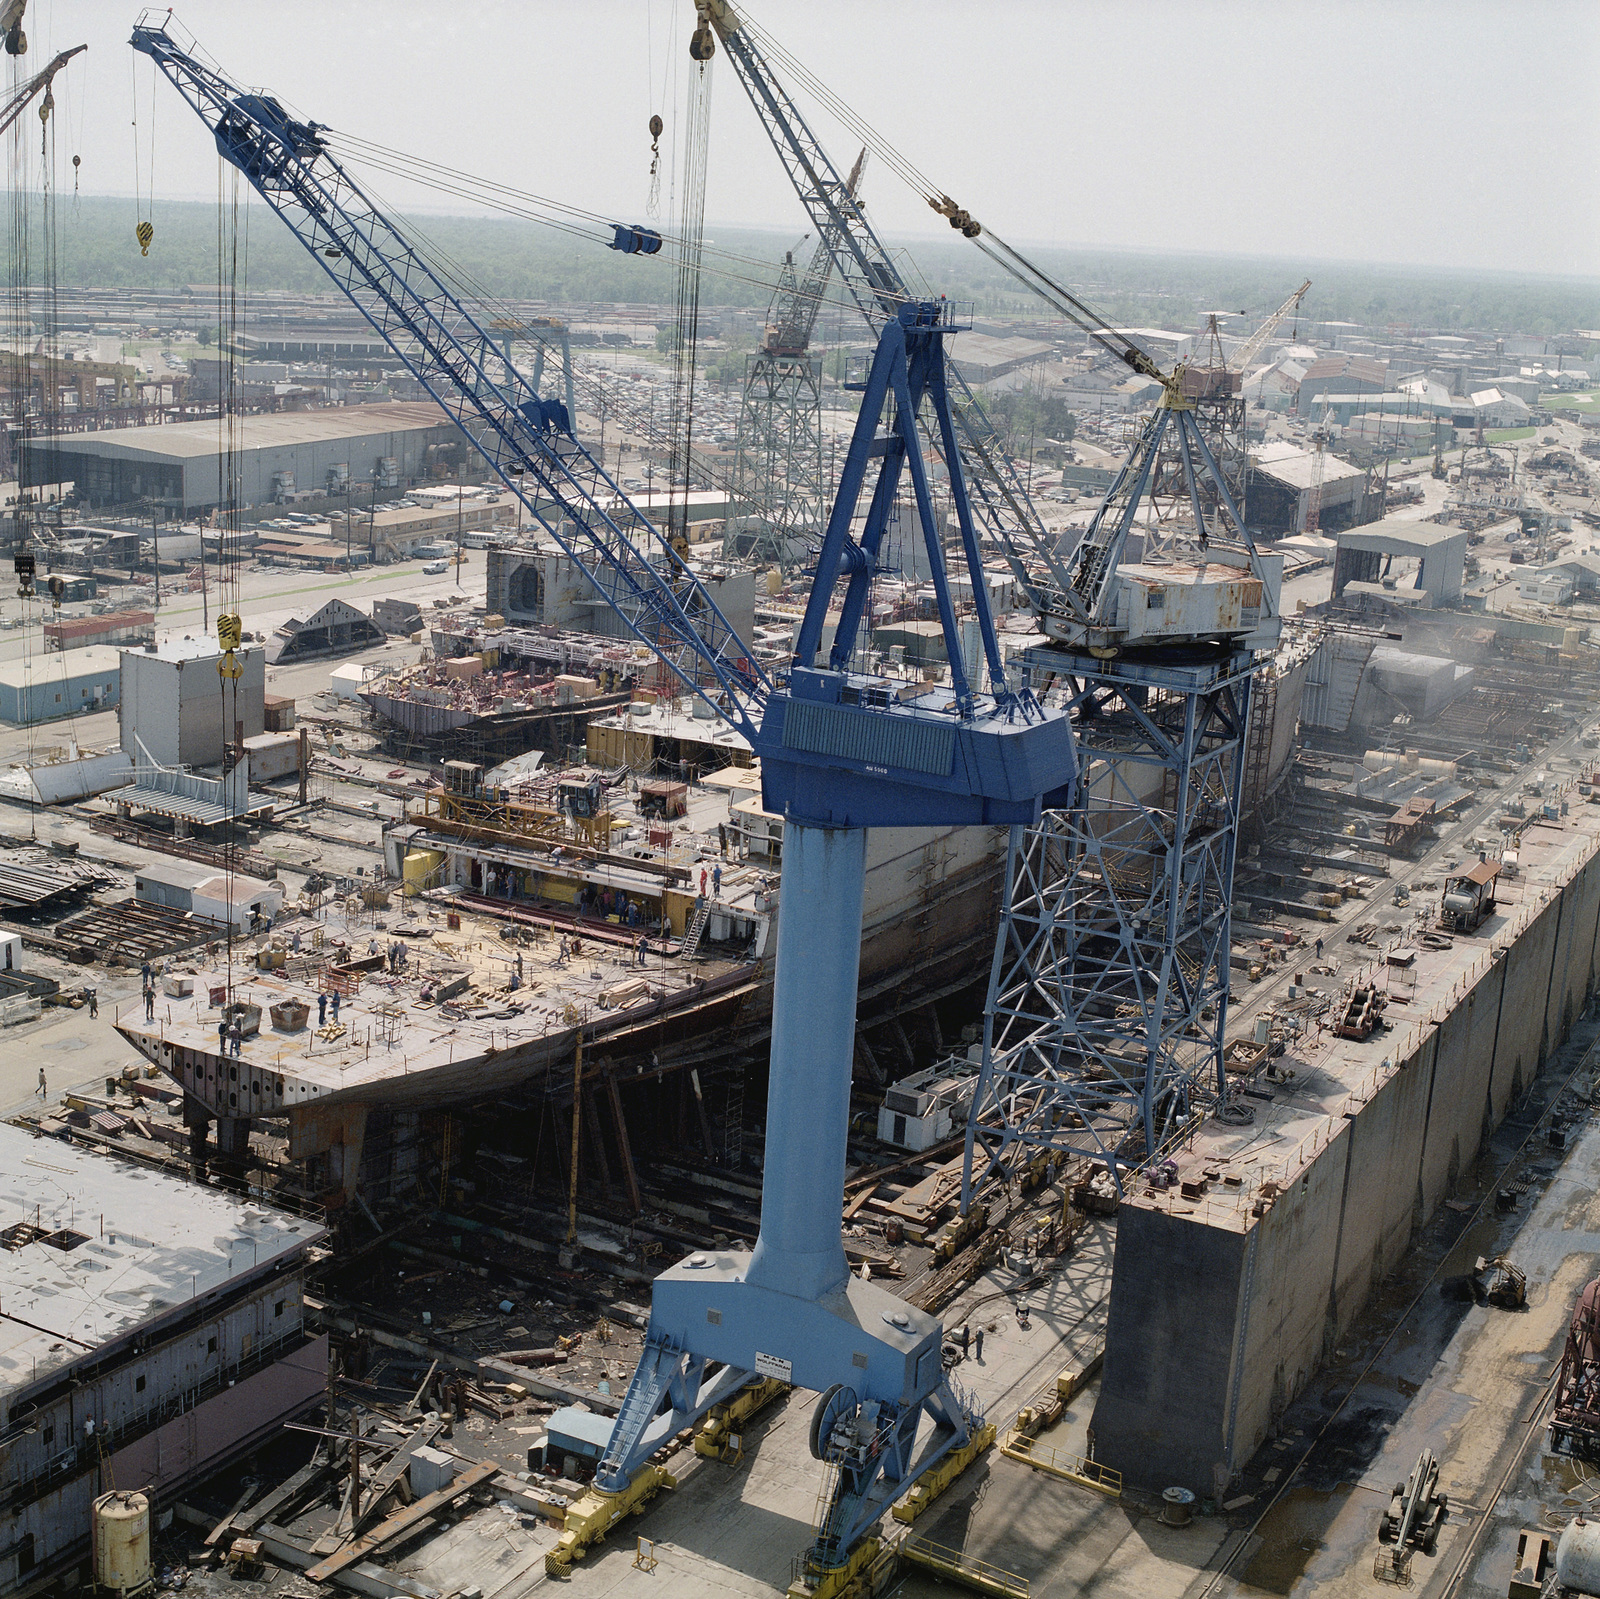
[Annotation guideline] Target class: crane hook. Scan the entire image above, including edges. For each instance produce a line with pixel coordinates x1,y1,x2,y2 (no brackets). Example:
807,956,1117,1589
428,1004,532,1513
136,221,153,257
688,22,715,61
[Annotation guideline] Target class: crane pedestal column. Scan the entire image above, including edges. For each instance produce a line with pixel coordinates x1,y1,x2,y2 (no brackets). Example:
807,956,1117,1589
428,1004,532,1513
746,819,862,1301
593,820,977,1561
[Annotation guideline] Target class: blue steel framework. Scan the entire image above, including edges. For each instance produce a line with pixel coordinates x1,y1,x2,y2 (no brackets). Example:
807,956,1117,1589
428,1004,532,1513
962,646,1255,1201
131,15,1074,1575
132,16,764,740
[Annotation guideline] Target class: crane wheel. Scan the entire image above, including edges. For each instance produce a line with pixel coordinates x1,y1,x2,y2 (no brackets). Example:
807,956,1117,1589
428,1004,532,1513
810,1384,844,1461
1423,1524,1438,1557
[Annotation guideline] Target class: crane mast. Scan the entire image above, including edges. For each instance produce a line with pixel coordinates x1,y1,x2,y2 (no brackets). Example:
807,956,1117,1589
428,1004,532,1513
726,152,863,568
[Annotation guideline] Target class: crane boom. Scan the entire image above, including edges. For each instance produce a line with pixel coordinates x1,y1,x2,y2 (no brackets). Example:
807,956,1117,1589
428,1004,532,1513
1232,278,1311,375
764,148,863,357
0,44,85,140
697,0,1074,611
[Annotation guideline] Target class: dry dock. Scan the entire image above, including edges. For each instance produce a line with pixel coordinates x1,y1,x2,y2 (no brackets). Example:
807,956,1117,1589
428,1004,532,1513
1094,778,1600,1493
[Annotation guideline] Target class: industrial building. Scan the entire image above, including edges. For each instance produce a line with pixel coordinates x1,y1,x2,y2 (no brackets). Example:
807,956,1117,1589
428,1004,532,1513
264,597,386,664
0,1125,326,1597
22,403,462,511
486,541,756,650
41,610,155,654
118,638,265,769
1332,519,1470,607
133,858,285,931
0,646,120,725
1247,439,1370,534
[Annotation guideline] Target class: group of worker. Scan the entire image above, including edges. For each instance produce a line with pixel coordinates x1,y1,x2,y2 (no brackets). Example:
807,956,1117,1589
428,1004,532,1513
367,936,409,974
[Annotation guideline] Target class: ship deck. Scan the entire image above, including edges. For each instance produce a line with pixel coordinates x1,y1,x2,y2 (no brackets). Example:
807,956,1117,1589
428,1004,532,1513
115,892,757,1116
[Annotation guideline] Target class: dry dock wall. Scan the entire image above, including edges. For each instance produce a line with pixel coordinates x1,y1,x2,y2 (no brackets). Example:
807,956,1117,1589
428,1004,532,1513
1093,832,1600,1494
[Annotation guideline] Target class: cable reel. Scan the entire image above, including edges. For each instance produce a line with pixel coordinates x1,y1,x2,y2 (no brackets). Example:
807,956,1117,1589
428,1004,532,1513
808,1383,858,1460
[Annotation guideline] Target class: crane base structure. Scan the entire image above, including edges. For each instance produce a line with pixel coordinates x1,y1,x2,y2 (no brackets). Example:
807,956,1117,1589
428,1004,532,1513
596,303,1070,1572
960,643,1255,1200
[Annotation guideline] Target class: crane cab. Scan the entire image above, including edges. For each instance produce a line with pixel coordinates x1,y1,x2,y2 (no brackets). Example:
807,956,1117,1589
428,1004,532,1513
1041,550,1284,654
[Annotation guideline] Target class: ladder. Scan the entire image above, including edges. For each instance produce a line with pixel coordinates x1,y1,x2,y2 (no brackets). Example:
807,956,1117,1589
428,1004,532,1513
723,1069,745,1167
679,900,712,960
597,1335,680,1487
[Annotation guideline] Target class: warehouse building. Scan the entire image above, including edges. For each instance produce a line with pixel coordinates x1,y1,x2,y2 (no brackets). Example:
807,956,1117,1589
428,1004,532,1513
0,646,120,725
22,403,463,512
0,1126,326,1598
133,858,285,931
1246,440,1370,535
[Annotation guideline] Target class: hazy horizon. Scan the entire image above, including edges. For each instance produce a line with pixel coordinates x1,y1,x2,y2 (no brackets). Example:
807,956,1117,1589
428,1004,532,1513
14,0,1595,287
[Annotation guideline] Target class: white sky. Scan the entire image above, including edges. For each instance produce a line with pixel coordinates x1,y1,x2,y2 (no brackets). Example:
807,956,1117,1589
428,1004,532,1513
22,0,1600,278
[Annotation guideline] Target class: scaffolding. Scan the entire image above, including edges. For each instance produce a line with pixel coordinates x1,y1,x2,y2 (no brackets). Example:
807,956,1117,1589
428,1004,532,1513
962,647,1254,1197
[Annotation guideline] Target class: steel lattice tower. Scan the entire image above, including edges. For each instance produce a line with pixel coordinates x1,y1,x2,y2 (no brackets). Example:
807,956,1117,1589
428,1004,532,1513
726,154,864,570
962,646,1253,1192
962,387,1270,1202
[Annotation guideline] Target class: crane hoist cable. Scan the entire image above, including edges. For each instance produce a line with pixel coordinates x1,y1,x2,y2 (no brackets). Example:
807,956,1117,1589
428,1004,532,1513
130,49,155,253
666,40,712,551
214,156,251,1002
321,129,847,312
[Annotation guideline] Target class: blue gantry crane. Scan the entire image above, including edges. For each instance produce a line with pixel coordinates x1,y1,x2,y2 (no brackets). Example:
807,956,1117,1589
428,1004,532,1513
130,11,1075,1584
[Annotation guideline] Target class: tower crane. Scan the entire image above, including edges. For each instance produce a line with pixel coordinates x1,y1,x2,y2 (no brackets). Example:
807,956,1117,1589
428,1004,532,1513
130,11,1075,1583
1305,398,1333,536
696,0,1276,655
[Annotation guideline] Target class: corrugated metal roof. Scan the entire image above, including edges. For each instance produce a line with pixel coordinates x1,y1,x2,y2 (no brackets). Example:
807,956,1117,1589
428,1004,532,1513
1251,449,1367,492
30,401,453,461
42,609,154,641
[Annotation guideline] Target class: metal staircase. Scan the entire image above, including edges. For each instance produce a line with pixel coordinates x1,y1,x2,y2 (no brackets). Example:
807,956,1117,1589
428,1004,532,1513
679,899,713,960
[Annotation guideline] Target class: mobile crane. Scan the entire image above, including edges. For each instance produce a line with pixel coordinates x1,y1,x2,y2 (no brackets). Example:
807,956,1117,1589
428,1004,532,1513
131,13,1075,1586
